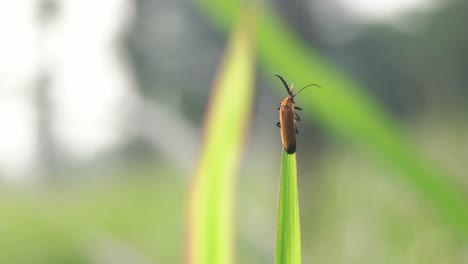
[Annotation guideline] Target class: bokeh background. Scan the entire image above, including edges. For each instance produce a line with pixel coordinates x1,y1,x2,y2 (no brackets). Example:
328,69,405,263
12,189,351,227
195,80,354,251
1,0,467,263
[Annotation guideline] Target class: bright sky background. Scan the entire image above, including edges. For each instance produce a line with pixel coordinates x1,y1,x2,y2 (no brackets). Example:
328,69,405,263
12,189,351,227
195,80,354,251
337,0,435,21
0,0,135,181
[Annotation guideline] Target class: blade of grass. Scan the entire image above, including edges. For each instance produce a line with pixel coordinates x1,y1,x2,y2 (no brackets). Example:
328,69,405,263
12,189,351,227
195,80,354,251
194,0,468,238
186,7,256,264
276,152,301,264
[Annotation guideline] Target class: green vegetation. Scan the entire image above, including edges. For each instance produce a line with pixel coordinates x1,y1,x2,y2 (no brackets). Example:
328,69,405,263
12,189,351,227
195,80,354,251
0,174,185,264
186,8,255,264
276,152,301,264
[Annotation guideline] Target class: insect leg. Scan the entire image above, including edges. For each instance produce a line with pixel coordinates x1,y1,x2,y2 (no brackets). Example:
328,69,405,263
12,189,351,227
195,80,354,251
294,106,302,110
295,125,299,134
276,122,281,128
294,112,301,121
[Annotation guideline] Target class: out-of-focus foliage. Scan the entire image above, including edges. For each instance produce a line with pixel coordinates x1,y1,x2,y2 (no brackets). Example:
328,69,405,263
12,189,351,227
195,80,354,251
342,0,468,115
186,7,256,264
0,168,184,264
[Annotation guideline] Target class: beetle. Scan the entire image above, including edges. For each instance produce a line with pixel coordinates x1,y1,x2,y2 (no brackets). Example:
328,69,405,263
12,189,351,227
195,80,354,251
275,74,319,154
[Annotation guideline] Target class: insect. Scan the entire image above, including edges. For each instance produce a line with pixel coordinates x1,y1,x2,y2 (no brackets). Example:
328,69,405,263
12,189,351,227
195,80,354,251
275,74,319,154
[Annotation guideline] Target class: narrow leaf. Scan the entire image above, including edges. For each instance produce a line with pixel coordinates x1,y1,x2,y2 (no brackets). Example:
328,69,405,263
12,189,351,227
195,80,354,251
186,8,256,264
276,152,301,264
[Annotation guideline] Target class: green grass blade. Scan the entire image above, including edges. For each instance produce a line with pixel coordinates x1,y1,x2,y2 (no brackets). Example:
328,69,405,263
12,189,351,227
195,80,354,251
186,9,256,264
276,152,302,264
193,0,468,238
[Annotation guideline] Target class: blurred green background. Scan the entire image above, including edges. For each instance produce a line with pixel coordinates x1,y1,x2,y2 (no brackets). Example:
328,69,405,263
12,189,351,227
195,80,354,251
1,0,467,263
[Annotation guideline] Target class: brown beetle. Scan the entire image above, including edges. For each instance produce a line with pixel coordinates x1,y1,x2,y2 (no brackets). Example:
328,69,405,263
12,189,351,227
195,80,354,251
275,74,319,154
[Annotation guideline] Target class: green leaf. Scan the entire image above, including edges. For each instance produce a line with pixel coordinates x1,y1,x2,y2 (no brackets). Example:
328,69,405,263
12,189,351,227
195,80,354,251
186,8,256,264
276,152,302,264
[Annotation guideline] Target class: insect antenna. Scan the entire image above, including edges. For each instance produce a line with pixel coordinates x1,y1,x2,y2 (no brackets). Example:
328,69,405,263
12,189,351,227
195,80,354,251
275,74,293,97
292,83,320,98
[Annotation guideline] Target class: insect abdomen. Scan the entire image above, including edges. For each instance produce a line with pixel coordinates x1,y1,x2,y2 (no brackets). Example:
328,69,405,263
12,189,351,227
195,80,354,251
279,102,297,154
